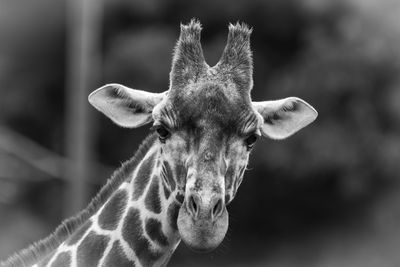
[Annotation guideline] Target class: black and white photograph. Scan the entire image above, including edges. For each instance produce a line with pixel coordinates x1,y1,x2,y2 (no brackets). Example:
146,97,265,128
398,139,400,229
1,0,400,266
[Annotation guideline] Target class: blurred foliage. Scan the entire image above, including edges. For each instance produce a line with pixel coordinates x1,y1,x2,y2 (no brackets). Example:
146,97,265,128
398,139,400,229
1,0,400,264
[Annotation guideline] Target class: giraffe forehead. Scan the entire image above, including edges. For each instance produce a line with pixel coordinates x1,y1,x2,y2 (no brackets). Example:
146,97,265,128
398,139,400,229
175,82,246,108
166,83,254,131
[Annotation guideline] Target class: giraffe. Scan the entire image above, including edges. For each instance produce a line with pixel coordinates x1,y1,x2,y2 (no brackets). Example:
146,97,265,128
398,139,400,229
1,19,318,267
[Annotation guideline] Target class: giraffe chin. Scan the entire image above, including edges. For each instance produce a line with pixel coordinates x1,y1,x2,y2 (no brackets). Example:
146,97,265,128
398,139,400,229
177,205,229,253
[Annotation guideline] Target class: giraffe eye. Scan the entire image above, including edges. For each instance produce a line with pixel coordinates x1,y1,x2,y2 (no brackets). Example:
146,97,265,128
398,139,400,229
245,134,258,149
155,126,170,143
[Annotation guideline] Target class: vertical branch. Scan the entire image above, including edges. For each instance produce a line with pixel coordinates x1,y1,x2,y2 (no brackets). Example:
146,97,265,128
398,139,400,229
65,0,103,216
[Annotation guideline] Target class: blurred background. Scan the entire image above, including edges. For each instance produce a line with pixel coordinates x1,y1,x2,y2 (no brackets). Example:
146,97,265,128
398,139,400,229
1,0,400,266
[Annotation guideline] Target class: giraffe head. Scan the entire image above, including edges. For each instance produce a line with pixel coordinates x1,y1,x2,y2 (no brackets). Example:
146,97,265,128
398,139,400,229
89,20,317,252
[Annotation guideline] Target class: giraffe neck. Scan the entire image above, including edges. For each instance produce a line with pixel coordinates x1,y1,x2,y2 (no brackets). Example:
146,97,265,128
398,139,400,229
34,140,182,267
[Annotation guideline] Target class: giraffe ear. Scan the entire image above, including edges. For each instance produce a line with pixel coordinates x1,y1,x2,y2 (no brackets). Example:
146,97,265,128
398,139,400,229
88,83,167,128
252,97,318,139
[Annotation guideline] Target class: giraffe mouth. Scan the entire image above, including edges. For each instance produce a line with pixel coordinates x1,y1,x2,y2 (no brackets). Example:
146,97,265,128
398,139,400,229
177,203,229,252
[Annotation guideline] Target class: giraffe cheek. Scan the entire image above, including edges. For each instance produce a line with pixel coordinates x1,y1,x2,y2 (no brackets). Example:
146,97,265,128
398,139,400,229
162,161,176,191
225,166,235,190
224,194,232,205
230,165,246,199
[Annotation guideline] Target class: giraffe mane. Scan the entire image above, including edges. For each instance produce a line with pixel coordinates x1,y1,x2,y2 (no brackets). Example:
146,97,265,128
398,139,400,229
1,133,158,267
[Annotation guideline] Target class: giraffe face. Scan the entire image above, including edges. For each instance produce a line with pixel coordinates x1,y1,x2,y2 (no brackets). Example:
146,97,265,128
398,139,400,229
152,83,261,251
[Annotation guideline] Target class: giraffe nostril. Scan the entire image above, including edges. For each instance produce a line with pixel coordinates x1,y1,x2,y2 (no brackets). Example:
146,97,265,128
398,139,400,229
188,195,198,217
212,198,223,219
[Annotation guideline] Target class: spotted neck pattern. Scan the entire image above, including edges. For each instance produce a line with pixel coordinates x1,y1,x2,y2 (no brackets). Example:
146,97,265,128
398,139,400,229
22,137,182,267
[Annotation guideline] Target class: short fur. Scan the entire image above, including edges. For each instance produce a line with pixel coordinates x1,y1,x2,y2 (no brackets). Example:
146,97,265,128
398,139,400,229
216,22,253,94
1,133,158,267
170,19,207,94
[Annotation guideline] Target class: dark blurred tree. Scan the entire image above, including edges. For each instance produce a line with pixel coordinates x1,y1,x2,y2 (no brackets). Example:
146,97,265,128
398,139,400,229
0,0,66,152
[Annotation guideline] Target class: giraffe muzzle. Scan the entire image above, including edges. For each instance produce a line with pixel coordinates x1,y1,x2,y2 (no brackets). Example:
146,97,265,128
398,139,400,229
177,192,229,252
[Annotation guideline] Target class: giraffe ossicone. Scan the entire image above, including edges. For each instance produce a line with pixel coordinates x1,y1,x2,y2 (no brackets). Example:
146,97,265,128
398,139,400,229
1,19,317,267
